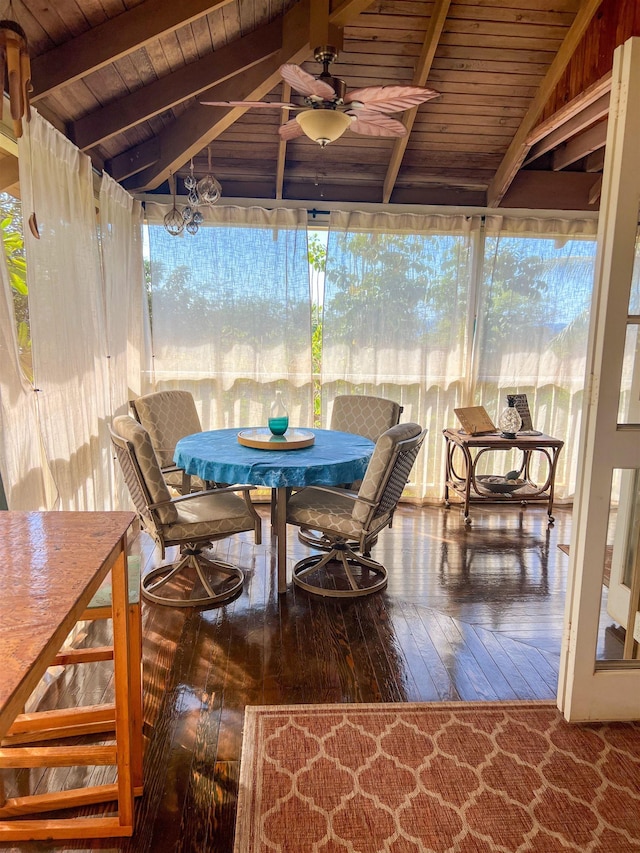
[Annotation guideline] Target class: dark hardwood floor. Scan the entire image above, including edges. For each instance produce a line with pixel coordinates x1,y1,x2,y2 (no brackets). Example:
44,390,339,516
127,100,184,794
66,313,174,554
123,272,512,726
1,502,575,853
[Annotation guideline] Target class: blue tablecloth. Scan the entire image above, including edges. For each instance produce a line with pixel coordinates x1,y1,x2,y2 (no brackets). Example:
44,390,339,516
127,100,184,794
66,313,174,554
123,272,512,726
174,428,375,489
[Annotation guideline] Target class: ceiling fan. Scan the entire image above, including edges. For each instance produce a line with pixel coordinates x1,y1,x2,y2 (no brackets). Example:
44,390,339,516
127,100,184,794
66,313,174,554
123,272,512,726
202,46,439,147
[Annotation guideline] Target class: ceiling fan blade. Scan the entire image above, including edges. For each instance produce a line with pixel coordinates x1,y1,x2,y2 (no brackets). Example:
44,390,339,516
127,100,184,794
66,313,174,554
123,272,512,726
349,112,407,137
201,100,297,109
345,85,439,114
278,118,305,141
279,64,335,100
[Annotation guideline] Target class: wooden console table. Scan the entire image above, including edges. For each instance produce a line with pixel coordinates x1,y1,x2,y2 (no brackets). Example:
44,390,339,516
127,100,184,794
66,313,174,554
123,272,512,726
442,429,564,524
0,511,138,841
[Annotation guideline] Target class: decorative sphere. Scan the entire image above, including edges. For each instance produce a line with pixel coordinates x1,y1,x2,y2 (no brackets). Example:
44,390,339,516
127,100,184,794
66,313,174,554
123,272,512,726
197,175,222,204
163,207,184,236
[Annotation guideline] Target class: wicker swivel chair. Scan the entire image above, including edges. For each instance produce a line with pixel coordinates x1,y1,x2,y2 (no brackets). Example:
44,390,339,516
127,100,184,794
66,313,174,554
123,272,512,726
299,394,403,548
111,415,261,608
130,390,205,493
287,422,426,598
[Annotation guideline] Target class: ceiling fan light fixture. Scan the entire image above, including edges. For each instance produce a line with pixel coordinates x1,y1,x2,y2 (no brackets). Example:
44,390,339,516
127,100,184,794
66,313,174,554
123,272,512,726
296,109,352,146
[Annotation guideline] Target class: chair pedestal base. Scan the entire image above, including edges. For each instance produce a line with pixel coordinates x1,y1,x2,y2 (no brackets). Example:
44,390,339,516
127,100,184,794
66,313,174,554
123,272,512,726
298,527,378,551
298,527,332,549
292,542,387,598
142,545,243,607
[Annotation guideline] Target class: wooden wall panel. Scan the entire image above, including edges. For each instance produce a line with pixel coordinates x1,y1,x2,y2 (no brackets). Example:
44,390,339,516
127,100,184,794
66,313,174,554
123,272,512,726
541,0,640,119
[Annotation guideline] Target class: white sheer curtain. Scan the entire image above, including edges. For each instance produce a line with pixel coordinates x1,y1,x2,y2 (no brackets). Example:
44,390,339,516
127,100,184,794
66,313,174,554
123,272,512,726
100,174,149,418
145,204,312,429
99,174,149,510
0,229,53,509
323,210,480,501
474,216,598,499
19,111,112,510
323,210,598,502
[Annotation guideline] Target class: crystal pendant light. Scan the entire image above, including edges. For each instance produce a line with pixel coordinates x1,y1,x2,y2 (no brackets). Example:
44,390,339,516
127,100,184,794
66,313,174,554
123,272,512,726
498,400,522,439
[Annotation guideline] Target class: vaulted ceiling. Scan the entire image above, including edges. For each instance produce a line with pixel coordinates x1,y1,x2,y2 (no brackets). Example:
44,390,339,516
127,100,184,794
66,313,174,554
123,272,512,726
0,0,633,210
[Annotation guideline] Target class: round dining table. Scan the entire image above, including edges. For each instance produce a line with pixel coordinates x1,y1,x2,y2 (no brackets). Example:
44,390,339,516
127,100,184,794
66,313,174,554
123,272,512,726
174,427,375,593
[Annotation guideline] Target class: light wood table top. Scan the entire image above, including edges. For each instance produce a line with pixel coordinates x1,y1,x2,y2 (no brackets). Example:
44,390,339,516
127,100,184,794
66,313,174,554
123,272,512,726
0,511,135,740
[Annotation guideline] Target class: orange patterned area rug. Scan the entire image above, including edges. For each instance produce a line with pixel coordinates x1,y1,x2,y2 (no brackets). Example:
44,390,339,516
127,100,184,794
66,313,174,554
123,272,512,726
233,701,640,853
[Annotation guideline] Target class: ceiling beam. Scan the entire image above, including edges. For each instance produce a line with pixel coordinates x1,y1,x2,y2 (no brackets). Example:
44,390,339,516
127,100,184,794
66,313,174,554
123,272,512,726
108,139,160,183
122,0,374,191
275,84,291,200
328,0,374,29
525,72,611,149
70,19,282,151
588,175,603,205
552,120,607,170
585,148,606,172
113,53,283,183
486,0,605,208
524,92,610,165
381,0,451,204
310,0,330,48
31,0,234,101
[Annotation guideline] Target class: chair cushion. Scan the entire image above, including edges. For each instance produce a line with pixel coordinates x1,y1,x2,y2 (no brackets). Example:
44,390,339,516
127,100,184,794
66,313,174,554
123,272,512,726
163,491,256,541
330,395,401,443
287,488,364,540
113,415,178,525
353,422,422,525
133,390,202,468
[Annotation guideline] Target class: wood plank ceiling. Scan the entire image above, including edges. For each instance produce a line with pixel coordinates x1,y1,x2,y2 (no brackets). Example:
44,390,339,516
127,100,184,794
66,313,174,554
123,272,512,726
2,0,635,210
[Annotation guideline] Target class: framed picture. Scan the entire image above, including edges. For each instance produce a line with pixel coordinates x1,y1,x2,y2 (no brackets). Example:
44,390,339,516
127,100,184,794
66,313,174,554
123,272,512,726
506,394,533,432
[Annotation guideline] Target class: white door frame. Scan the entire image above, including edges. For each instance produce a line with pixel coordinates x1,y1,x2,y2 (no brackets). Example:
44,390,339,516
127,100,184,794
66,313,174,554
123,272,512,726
558,35,640,722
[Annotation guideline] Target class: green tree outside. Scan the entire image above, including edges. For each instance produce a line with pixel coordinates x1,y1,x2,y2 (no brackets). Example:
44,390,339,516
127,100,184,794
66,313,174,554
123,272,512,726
308,231,326,424
0,193,31,380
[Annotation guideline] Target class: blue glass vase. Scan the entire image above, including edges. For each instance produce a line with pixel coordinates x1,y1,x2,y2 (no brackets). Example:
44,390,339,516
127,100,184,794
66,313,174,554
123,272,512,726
268,391,289,435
